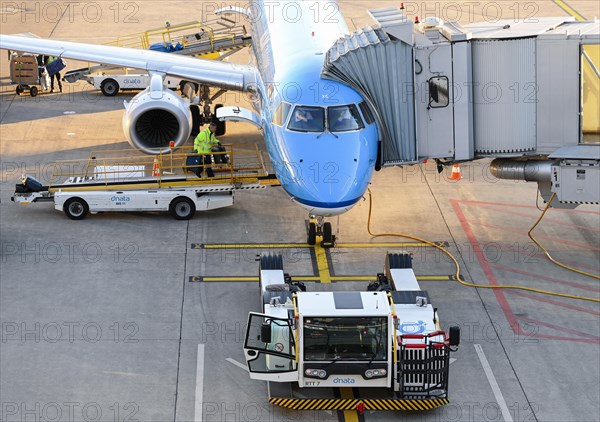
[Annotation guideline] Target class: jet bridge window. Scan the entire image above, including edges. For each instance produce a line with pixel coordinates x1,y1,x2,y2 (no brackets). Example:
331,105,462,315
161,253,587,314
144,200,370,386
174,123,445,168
288,106,325,133
328,105,365,132
272,102,292,127
428,76,449,108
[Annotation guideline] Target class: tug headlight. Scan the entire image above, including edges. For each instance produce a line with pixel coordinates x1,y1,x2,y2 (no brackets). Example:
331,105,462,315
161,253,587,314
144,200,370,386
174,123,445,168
365,369,387,379
305,369,327,379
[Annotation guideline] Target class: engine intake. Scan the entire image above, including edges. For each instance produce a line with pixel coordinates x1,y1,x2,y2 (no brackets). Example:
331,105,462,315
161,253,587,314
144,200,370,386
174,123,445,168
123,88,192,154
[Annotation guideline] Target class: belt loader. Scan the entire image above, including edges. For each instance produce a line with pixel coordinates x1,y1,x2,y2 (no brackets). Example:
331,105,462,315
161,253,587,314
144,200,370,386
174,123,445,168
243,254,460,411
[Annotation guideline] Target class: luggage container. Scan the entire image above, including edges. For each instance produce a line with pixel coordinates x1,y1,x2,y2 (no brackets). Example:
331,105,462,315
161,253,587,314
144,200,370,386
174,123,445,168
9,53,49,97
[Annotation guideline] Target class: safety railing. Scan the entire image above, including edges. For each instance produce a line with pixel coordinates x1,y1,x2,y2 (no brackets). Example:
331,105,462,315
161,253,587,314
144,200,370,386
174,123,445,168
45,144,267,191
105,19,248,55
396,331,450,399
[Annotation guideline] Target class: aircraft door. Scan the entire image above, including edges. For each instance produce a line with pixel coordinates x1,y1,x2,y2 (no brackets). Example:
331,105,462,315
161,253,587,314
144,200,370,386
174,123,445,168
244,312,298,382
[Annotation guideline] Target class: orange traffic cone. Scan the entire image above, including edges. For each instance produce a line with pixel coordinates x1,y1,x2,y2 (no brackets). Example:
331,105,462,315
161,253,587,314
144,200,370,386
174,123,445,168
450,164,462,180
152,158,161,177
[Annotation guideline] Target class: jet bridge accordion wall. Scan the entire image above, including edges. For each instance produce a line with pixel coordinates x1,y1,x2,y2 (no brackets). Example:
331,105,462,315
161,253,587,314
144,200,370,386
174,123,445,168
322,27,416,164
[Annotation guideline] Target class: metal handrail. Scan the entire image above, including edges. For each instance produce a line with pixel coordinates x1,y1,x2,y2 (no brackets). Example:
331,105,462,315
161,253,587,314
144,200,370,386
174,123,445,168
47,144,267,191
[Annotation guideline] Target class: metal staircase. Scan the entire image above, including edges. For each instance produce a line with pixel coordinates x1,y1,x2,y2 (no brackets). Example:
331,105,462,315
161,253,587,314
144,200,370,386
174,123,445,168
63,17,251,83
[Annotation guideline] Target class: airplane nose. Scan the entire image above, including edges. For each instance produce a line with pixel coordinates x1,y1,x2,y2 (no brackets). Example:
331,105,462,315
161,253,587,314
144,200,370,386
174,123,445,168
276,129,378,215
300,162,357,202
282,157,367,214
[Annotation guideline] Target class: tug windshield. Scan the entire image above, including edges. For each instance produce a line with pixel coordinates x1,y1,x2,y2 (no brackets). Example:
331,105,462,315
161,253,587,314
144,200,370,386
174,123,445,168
303,317,387,361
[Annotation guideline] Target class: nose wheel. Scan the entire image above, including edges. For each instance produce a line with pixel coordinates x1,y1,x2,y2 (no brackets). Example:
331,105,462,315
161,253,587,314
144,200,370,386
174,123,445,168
307,217,335,248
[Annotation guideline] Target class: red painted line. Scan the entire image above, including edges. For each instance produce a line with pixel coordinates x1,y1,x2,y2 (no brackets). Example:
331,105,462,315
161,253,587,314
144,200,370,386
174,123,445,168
489,264,600,292
450,200,520,334
482,242,600,273
451,199,599,343
455,199,600,215
521,332,600,344
517,317,600,342
469,220,600,251
507,291,600,316
473,205,600,232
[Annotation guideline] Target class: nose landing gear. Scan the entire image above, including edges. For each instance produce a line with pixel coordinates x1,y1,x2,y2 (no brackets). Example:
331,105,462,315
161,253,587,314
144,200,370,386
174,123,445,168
307,216,335,248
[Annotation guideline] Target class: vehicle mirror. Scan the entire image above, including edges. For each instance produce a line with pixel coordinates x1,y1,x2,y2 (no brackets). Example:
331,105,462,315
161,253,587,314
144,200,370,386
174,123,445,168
260,322,272,344
449,326,460,347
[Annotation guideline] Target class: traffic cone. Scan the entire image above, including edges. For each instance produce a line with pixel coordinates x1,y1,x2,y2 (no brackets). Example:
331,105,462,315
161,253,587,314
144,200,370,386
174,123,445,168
450,164,462,180
152,158,160,177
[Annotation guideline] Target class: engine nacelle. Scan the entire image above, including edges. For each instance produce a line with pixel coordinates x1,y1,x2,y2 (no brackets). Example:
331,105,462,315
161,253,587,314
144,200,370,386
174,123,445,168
123,87,192,154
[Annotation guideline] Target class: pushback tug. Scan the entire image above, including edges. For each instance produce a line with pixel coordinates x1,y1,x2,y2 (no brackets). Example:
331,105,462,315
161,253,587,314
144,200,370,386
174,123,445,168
243,253,460,411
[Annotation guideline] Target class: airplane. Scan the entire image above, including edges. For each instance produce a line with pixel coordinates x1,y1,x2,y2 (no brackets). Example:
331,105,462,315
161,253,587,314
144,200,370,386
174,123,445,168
0,0,379,245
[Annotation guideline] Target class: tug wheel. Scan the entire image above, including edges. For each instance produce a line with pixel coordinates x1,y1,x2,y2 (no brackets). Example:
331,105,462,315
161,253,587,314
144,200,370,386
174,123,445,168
170,197,196,220
64,197,89,220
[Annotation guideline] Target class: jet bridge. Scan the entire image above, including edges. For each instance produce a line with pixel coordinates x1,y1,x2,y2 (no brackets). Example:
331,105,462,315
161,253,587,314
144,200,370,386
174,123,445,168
322,8,600,206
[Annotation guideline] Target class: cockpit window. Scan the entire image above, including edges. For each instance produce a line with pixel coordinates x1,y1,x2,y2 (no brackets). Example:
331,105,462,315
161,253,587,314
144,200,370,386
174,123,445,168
273,102,292,127
328,105,365,132
288,106,325,133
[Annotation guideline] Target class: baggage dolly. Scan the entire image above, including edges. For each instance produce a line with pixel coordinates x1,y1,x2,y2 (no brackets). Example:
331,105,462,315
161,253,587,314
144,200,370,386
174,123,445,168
9,53,49,97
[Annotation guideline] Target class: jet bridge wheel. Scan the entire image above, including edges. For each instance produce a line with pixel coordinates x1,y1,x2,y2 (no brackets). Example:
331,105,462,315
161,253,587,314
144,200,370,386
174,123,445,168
63,197,89,220
169,196,196,220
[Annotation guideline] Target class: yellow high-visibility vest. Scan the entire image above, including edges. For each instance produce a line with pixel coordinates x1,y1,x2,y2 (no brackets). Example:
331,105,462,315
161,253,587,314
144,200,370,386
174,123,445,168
194,127,219,153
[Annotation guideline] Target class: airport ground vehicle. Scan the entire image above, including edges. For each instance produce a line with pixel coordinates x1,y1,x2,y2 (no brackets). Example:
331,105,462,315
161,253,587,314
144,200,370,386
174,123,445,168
11,145,277,220
244,253,460,411
80,71,183,96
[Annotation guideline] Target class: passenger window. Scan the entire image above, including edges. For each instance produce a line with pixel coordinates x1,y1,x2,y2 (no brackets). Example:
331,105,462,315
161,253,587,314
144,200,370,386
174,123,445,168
288,106,325,133
359,101,375,125
429,76,449,108
273,102,292,127
328,105,365,132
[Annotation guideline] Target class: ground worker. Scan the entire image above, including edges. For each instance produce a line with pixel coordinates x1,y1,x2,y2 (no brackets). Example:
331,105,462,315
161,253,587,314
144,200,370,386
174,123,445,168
193,122,220,177
46,56,63,93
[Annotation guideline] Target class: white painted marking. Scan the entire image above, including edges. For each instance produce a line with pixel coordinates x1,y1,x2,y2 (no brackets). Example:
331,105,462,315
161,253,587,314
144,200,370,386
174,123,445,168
194,344,205,422
474,344,513,422
225,357,248,371
63,111,76,115
450,357,457,365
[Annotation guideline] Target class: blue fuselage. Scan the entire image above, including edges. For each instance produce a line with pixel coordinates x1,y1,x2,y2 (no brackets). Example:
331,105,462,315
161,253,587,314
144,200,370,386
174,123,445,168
247,0,378,216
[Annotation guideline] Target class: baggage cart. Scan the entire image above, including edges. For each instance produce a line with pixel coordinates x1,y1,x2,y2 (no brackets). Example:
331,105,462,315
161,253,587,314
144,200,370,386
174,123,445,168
9,53,50,97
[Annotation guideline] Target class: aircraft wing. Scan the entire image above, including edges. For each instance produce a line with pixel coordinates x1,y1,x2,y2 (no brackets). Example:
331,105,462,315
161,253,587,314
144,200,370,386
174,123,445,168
0,34,258,91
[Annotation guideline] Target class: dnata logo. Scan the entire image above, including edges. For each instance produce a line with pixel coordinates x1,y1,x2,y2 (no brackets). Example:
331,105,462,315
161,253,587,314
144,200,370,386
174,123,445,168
111,196,131,202
123,79,141,84
333,378,355,384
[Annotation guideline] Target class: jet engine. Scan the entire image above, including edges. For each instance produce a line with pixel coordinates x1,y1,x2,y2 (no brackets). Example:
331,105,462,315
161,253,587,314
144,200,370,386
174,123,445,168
122,78,192,154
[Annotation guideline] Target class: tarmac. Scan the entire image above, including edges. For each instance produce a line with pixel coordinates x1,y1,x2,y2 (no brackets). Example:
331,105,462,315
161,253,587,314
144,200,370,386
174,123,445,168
1,1,599,422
